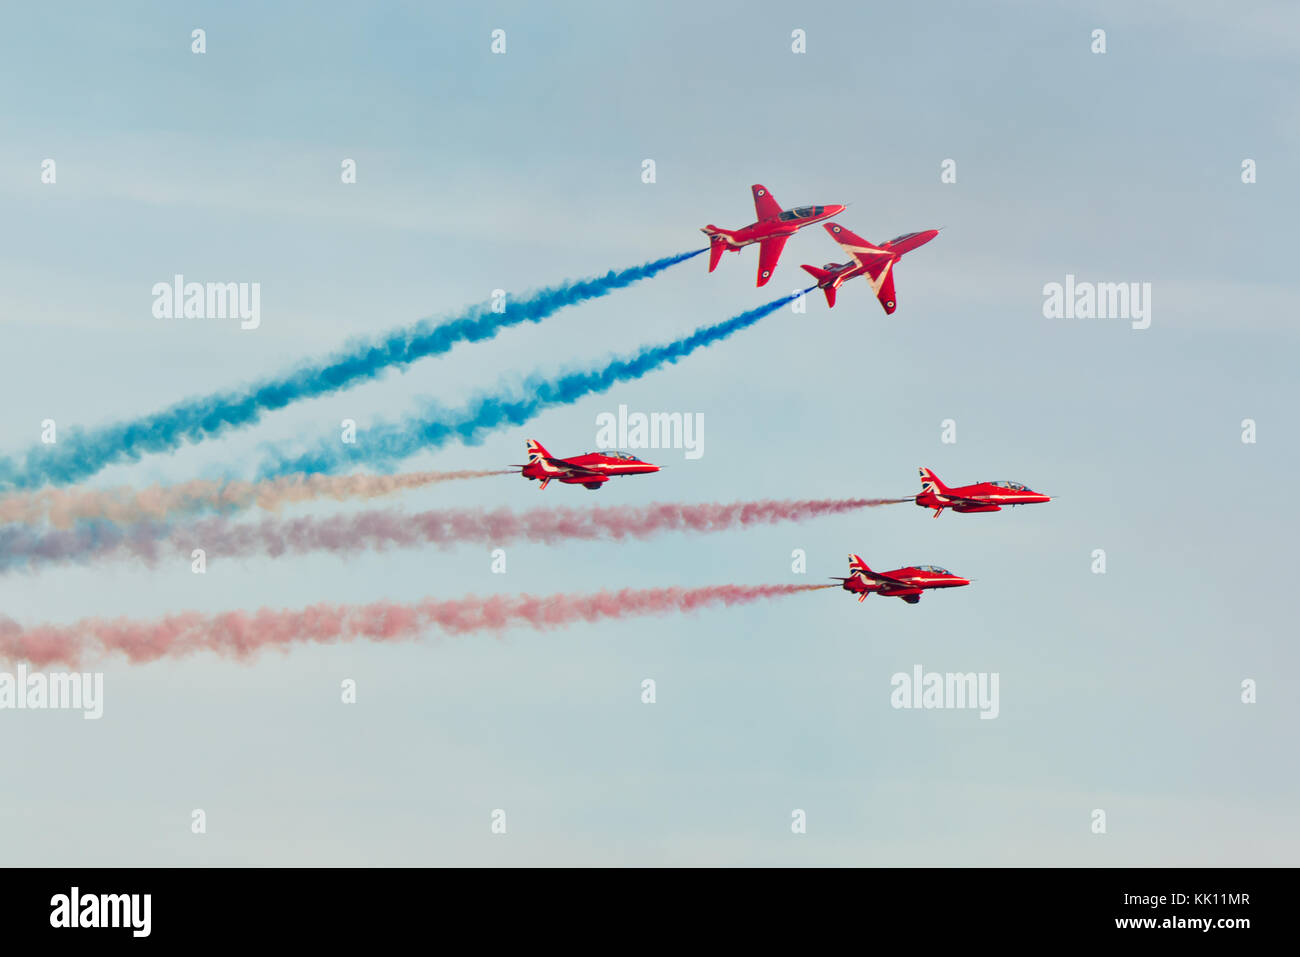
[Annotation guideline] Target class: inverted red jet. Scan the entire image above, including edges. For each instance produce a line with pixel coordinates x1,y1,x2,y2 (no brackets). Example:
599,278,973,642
514,439,660,490
800,223,938,313
916,467,1051,518
832,554,970,604
702,184,845,287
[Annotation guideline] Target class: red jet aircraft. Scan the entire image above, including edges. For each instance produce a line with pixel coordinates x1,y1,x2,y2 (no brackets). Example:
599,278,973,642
515,439,660,490
800,223,938,313
832,554,970,604
702,184,845,287
916,467,1051,518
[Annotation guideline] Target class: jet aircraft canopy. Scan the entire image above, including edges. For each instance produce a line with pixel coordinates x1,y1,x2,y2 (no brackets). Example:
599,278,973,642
590,451,642,461
778,205,826,221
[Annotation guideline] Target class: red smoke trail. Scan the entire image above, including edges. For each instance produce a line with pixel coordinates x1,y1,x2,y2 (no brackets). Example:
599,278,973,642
0,583,838,667
3,498,907,572
0,470,514,527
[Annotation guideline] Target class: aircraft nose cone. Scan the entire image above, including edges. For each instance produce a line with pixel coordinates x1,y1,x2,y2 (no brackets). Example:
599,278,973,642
953,577,971,587
827,204,846,216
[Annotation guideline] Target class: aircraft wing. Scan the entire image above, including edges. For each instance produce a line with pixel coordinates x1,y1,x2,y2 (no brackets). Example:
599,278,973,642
545,457,604,478
869,261,898,314
825,223,892,269
857,569,914,587
937,493,992,507
756,235,788,286
751,184,782,221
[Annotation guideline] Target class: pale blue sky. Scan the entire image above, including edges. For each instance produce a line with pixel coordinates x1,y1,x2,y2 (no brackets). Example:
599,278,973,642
0,0,1296,865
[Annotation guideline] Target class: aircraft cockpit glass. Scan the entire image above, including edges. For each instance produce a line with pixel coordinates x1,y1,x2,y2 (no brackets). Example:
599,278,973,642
916,565,951,574
778,206,823,221
583,451,640,462
992,481,1027,490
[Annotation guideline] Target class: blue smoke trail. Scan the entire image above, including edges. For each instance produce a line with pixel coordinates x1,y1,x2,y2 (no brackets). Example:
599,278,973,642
0,249,705,491
258,289,809,478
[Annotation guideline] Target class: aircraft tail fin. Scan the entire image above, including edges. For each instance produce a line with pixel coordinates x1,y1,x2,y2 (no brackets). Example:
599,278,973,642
848,553,871,574
799,265,838,308
701,226,732,272
918,467,950,495
525,439,550,464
